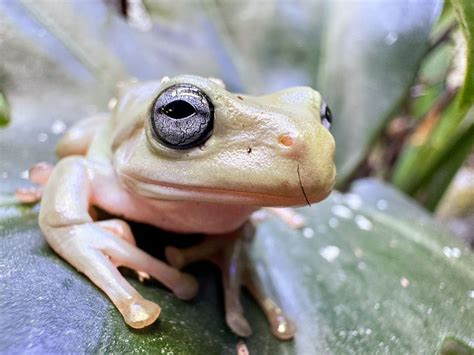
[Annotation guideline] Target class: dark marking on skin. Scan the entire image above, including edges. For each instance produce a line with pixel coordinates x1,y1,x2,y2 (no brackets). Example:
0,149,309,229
297,164,311,207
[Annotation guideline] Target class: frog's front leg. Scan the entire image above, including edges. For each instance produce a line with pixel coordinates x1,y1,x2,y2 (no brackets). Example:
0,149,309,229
39,156,198,328
165,222,295,340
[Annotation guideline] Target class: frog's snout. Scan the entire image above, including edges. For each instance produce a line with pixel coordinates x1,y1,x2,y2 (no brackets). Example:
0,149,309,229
273,131,308,159
272,123,336,203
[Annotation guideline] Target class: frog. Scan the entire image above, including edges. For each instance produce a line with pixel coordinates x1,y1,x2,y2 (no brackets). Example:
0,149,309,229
17,75,336,340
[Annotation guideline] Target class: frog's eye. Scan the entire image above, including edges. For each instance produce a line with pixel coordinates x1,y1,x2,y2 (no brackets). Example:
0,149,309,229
320,101,333,130
151,84,214,149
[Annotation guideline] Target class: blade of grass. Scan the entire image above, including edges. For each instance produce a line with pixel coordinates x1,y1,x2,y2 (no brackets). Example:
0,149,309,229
417,120,474,210
392,87,458,194
451,0,474,111
0,92,10,127
392,1,473,205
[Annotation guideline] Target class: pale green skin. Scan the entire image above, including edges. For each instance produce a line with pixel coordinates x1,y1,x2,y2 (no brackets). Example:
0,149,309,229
37,75,336,339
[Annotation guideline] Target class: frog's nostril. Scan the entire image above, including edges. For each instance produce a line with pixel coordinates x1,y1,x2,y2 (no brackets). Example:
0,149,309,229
278,134,294,147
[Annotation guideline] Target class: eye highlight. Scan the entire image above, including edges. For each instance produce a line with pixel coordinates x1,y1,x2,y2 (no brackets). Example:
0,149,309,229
151,84,214,149
320,101,333,130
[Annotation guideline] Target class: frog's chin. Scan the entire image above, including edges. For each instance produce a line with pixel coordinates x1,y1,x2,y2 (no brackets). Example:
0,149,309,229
118,170,331,207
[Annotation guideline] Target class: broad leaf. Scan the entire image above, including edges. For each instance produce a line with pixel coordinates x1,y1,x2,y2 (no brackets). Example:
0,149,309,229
316,1,442,184
1,180,473,353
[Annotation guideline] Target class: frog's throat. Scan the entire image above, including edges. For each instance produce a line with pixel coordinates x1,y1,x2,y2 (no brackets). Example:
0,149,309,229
117,170,331,207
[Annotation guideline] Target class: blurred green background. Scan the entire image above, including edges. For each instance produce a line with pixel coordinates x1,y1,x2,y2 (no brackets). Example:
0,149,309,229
0,0,473,353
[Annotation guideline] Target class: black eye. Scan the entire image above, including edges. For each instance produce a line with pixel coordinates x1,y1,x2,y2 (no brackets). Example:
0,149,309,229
320,101,332,129
151,84,214,149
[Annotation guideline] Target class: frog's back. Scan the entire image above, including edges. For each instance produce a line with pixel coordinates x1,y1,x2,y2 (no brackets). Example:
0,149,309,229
108,80,162,152
55,81,161,159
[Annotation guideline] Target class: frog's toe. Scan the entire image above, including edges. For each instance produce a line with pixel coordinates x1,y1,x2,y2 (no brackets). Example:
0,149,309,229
243,268,296,340
171,273,199,300
226,311,252,337
29,162,54,185
15,186,43,203
164,246,186,269
122,297,161,329
270,317,296,340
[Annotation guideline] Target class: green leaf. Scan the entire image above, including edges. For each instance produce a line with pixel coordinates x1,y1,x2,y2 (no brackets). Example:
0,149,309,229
391,102,474,211
1,180,473,353
451,0,474,111
316,1,442,185
416,120,474,210
0,93,10,127
390,1,474,209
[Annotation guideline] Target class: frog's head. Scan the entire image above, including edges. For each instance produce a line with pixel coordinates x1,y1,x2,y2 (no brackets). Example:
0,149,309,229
113,75,336,207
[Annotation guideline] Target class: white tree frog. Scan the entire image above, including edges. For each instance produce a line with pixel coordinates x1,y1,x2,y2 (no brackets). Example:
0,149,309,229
18,75,336,340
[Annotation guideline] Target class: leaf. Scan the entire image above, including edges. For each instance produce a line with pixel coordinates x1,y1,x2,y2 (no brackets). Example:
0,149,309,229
1,179,473,353
0,92,10,127
391,0,474,209
316,1,442,185
414,116,474,210
451,0,474,111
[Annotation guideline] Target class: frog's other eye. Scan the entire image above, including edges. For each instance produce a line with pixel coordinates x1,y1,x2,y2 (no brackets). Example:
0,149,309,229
320,101,333,130
151,84,214,149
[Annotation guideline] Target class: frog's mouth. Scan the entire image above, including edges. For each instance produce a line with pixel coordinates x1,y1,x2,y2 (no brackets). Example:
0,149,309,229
118,169,334,207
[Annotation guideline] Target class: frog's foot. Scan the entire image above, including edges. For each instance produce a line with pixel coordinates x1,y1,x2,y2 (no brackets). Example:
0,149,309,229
15,162,54,203
39,156,198,329
15,186,43,203
165,222,295,340
29,162,55,185
43,219,198,328
265,207,306,229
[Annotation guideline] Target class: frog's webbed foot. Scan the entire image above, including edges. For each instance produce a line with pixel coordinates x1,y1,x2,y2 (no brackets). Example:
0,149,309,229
39,157,198,329
15,162,54,203
45,219,198,328
165,222,295,340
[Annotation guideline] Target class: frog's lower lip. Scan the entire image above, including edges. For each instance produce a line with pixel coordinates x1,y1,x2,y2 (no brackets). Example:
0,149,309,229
118,170,331,207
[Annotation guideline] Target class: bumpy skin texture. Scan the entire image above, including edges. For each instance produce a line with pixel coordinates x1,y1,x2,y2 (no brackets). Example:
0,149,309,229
34,75,336,339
